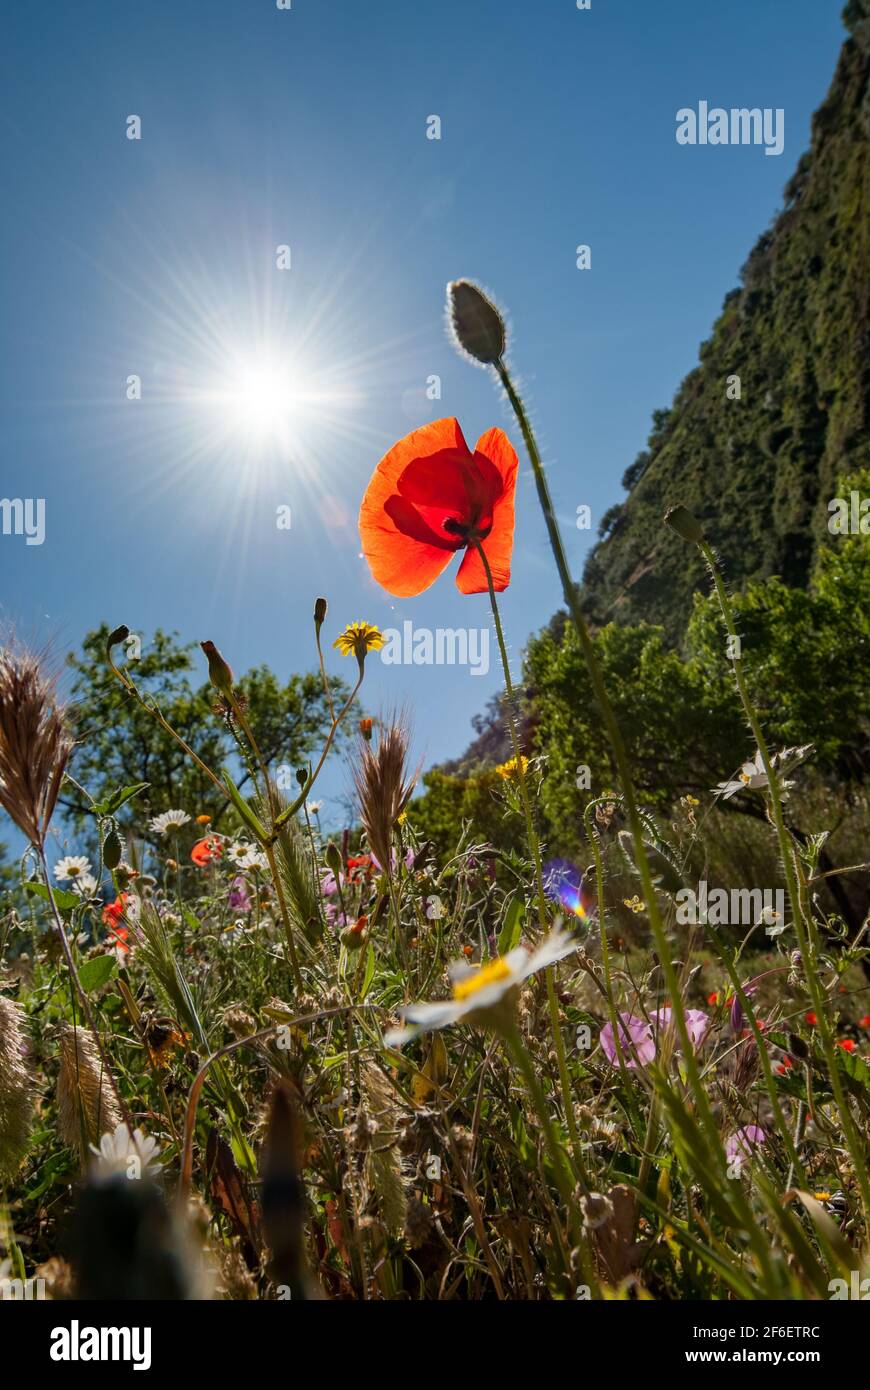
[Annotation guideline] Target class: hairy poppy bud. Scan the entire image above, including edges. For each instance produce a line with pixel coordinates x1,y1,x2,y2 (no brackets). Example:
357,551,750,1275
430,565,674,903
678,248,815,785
340,918,368,951
295,767,308,788
788,1032,810,1060
447,280,506,366
313,597,328,632
664,505,705,544
103,827,123,870
200,640,234,697
106,625,130,652
324,841,343,879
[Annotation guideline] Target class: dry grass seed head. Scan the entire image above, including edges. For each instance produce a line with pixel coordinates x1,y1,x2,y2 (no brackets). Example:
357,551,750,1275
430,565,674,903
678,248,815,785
352,713,417,876
0,640,73,849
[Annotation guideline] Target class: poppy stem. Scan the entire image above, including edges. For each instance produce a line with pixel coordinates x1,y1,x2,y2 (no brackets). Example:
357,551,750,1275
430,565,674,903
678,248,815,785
493,360,728,1172
470,536,586,1188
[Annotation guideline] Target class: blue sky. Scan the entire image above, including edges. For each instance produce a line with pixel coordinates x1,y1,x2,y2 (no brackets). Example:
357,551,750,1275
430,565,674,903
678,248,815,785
0,0,847,841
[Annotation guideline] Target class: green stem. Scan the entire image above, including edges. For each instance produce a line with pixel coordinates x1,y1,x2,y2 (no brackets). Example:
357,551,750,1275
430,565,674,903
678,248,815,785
496,361,725,1169
503,1025,596,1293
471,536,585,1186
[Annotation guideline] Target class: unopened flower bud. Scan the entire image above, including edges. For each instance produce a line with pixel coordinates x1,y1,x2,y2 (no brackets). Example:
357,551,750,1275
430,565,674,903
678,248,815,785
359,717,373,741
295,767,308,788
106,625,130,652
324,841,343,879
314,597,328,632
103,827,123,870
340,919,368,952
664,505,705,544
788,1032,809,1060
200,640,234,697
447,280,506,366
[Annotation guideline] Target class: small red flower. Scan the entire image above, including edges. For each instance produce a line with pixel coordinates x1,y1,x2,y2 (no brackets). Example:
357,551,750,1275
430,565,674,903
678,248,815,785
836,1038,856,1053
345,854,373,883
102,893,128,929
859,1015,870,1029
707,991,719,1006
805,1011,817,1026
108,924,129,955
359,417,519,596
191,836,222,867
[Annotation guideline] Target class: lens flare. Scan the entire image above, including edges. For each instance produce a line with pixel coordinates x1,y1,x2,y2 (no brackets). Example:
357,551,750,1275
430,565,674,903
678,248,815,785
542,859,593,920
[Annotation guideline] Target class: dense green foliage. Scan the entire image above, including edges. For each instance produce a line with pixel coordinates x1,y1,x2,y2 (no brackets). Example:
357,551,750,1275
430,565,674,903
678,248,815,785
581,9,870,638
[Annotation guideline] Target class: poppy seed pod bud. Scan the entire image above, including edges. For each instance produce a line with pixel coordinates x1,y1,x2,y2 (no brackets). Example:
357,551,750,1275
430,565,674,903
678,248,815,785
324,841,343,879
788,1032,810,1060
295,767,308,788
340,919,368,951
664,505,705,544
447,280,506,366
106,625,130,652
103,827,123,870
314,597,328,632
200,640,234,697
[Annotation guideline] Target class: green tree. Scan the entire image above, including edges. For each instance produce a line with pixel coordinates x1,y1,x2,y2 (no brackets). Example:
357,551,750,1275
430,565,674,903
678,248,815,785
63,625,351,857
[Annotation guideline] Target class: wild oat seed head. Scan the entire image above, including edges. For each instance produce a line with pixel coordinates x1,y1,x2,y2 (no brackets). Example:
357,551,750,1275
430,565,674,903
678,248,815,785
353,713,417,877
0,640,74,848
0,996,37,1182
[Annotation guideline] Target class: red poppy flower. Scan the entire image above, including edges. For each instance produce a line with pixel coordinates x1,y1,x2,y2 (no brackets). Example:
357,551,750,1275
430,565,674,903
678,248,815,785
805,1011,817,1026
836,1038,856,1053
345,854,373,883
108,924,129,955
359,417,519,596
102,893,128,929
860,1015,870,1029
191,836,222,867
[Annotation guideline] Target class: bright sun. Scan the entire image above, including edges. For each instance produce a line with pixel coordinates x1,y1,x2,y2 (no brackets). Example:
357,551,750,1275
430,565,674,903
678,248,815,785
220,356,300,442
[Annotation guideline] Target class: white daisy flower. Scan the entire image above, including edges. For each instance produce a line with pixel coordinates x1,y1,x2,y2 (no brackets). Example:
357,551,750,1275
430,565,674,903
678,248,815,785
90,1123,161,1178
71,873,99,898
148,809,191,836
221,919,249,944
715,752,770,800
714,745,812,801
54,855,92,882
225,841,250,865
237,846,268,871
385,927,579,1047
306,801,322,816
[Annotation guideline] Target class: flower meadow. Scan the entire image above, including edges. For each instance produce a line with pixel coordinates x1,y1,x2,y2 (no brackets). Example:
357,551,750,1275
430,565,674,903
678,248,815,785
1,281,869,1306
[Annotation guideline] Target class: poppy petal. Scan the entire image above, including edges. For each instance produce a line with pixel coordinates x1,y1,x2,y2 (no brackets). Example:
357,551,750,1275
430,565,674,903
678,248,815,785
360,418,471,597
455,429,519,594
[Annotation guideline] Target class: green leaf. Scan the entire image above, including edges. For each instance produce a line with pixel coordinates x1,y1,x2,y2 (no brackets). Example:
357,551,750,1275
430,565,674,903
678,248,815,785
222,768,268,841
361,942,376,999
95,781,150,818
77,954,117,993
24,881,80,913
498,895,523,955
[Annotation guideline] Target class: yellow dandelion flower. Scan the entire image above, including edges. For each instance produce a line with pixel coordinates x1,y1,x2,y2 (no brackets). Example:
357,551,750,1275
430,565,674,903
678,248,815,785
495,755,529,781
333,621,385,665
